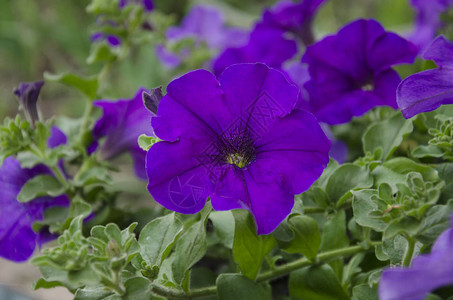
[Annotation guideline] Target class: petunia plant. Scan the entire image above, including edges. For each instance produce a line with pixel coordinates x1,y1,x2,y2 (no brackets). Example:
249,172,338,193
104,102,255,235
1,0,453,299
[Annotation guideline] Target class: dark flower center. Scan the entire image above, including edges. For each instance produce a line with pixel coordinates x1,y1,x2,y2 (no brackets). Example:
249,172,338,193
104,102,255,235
216,128,256,168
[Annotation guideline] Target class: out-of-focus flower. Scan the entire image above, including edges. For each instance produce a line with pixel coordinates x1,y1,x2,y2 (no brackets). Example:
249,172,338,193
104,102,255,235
213,28,297,76
379,215,453,300
91,32,121,47
408,0,453,51
213,0,327,76
13,81,44,126
92,88,155,179
119,0,154,12
146,63,330,234
0,127,69,262
398,35,453,118
302,19,417,125
257,0,327,45
157,5,248,69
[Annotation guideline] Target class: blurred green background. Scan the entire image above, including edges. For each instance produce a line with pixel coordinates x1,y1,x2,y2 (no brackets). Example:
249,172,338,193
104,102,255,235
0,0,414,123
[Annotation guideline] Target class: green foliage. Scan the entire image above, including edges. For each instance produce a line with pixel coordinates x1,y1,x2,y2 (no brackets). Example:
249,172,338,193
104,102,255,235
232,210,276,280
17,175,65,202
137,134,161,151
362,112,413,160
216,274,272,300
289,264,350,300
44,72,99,100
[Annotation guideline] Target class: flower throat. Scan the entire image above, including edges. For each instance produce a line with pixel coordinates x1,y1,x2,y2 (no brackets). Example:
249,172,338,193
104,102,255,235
217,128,255,168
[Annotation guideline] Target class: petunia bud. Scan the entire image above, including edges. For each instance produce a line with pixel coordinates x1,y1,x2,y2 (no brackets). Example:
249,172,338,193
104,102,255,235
142,87,163,114
13,81,44,127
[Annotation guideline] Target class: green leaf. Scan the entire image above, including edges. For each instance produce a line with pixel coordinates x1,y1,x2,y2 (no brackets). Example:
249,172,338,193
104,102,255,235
87,42,119,65
352,189,387,232
352,284,378,300
372,157,439,190
171,218,208,286
74,287,114,300
216,274,272,300
138,134,161,151
209,211,235,249
289,264,350,300
362,112,413,160
139,213,183,267
383,216,422,240
412,144,445,158
326,164,373,205
123,277,152,300
416,200,453,244
17,175,65,203
44,72,98,100
232,210,277,280
320,211,349,280
282,215,321,261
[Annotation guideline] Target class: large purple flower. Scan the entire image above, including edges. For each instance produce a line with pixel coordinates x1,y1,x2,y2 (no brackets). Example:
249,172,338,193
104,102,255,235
157,5,248,68
146,63,330,234
92,88,154,179
213,0,327,76
0,127,69,262
398,35,453,118
379,215,453,300
408,0,453,51
302,19,417,125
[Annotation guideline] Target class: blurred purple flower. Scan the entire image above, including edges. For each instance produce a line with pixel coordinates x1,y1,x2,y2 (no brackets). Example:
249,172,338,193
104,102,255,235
157,5,248,68
92,88,155,179
13,81,44,126
0,127,69,262
398,35,453,118
379,215,453,300
302,19,417,125
408,0,453,51
91,32,121,47
119,0,154,12
257,0,327,45
146,63,330,234
213,28,297,76
213,0,327,76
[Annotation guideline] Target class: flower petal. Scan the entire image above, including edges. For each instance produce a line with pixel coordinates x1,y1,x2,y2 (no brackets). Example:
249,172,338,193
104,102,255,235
146,139,212,214
219,63,299,135
152,69,228,143
254,109,330,194
423,35,453,68
397,68,453,118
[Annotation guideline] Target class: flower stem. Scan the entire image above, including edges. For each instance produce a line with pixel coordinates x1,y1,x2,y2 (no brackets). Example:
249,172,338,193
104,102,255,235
303,206,326,214
402,235,416,267
150,242,381,299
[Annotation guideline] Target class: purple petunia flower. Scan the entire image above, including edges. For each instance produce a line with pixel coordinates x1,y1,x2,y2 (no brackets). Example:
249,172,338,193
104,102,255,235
398,35,453,118
213,0,327,76
302,19,417,125
119,0,154,12
257,0,327,45
92,88,154,179
146,63,330,234
379,215,453,300
157,5,248,69
91,32,121,47
0,127,69,262
408,0,453,51
13,81,44,125
213,28,297,77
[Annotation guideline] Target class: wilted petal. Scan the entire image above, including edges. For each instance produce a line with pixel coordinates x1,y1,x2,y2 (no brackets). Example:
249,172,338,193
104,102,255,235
13,81,44,125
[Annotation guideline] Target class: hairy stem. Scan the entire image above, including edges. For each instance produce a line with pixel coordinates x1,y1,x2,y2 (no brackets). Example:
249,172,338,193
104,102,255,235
150,242,381,299
402,235,416,267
